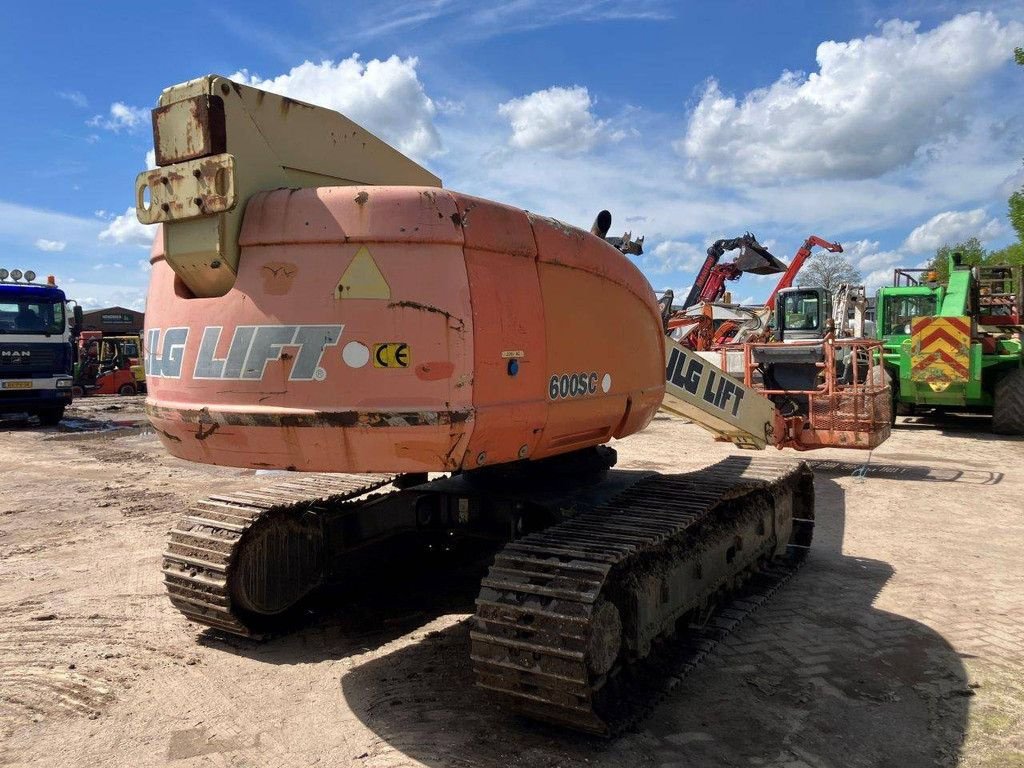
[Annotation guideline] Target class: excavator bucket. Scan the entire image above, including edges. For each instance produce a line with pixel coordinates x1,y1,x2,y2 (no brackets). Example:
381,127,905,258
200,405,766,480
732,241,788,275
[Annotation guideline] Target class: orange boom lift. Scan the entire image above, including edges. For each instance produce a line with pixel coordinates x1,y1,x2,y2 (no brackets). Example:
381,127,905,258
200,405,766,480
138,76,889,733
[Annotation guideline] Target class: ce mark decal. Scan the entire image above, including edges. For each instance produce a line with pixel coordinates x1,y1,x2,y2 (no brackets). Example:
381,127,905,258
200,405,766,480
373,342,410,368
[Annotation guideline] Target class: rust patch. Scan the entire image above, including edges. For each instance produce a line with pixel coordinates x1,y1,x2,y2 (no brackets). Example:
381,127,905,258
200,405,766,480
354,191,369,205
261,262,298,295
147,403,472,429
450,212,462,227
528,211,585,239
195,421,219,441
258,391,288,403
457,202,478,228
388,300,465,332
415,361,455,381
152,94,226,166
152,425,182,443
418,190,447,220
278,95,313,115
442,432,466,469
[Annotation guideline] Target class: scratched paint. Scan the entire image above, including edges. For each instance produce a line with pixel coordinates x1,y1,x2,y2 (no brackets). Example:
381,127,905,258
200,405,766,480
261,262,298,295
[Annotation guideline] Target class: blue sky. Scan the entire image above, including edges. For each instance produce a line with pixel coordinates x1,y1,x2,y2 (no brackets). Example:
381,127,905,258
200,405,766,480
0,1,1021,309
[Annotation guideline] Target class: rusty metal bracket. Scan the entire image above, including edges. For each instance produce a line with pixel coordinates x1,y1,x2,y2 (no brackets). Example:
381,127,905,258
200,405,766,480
136,154,237,225
152,95,227,166
133,74,442,298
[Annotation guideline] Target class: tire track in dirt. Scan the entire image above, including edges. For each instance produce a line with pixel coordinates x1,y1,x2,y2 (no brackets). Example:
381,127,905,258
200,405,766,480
0,590,211,741
0,602,126,737
0,418,245,742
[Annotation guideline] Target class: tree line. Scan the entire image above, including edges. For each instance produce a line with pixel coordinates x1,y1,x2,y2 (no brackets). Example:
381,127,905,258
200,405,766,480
925,193,1024,283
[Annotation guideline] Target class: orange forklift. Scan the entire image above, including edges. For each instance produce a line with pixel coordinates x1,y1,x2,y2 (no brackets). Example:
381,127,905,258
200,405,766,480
72,331,141,397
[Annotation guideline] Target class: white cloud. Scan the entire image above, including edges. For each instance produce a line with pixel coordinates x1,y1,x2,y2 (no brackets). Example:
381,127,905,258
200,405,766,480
232,55,441,160
88,102,149,132
435,98,465,116
841,239,892,270
145,149,156,170
902,208,1003,253
646,239,705,274
1000,163,1024,197
680,12,1022,182
672,285,692,301
498,86,613,153
0,200,102,247
0,201,150,309
17,12,1011,315
66,282,147,311
34,238,66,252
98,207,155,248
58,90,88,108
838,239,905,291
864,267,900,292
343,1,672,44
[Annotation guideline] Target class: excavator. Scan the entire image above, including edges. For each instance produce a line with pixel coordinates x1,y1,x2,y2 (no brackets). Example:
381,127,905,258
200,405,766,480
678,234,788,312
665,235,844,350
136,75,890,735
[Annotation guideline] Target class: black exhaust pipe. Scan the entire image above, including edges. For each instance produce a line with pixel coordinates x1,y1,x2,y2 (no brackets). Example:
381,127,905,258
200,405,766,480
590,210,612,238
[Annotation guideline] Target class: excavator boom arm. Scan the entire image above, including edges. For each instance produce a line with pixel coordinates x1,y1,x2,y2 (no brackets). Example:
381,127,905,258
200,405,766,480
765,236,842,310
681,234,786,310
697,263,743,304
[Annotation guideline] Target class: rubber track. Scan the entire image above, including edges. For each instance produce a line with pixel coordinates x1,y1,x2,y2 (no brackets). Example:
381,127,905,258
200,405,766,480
470,458,811,735
162,473,396,636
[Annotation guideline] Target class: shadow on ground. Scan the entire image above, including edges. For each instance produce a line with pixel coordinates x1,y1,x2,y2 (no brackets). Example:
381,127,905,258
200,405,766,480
806,458,1004,485
336,472,970,768
197,545,495,666
197,461,970,767
896,409,1022,441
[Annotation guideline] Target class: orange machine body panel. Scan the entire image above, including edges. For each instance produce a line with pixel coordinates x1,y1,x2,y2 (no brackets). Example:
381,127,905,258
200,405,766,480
144,187,664,472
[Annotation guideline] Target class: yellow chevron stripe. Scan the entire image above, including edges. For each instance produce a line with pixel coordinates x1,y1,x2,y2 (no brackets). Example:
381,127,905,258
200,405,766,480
918,338,968,356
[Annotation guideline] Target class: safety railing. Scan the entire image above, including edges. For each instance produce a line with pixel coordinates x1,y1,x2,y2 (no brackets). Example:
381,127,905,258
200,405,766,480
976,265,1021,326
721,338,891,450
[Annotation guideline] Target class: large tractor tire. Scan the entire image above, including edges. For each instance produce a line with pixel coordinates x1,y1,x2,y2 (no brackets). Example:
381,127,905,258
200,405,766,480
993,368,1024,435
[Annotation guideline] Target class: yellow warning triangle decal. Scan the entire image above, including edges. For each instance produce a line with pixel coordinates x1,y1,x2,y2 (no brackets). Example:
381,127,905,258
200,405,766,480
335,246,391,300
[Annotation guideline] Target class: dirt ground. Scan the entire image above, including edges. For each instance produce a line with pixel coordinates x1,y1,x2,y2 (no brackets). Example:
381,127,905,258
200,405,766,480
0,397,1021,768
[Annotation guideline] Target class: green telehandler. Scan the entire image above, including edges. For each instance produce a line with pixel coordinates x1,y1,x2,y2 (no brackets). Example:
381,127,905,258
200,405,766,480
876,253,1023,433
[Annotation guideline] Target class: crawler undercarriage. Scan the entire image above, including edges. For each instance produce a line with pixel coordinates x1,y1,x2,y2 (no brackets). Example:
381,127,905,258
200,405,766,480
164,450,813,733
